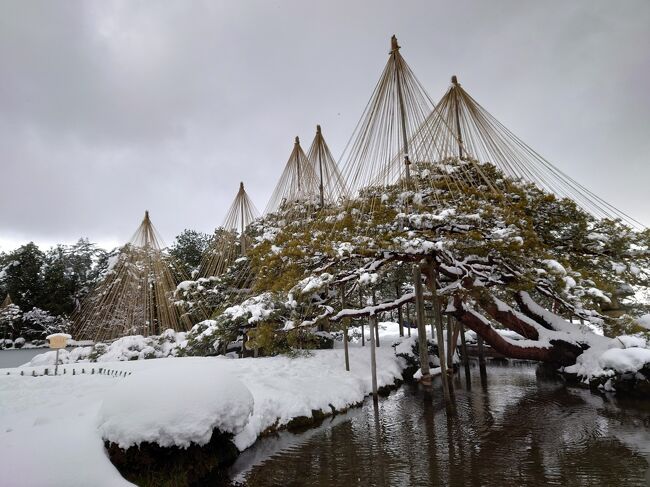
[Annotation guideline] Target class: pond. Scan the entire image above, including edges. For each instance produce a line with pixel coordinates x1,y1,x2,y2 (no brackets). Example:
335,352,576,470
0,347,51,368
230,363,650,486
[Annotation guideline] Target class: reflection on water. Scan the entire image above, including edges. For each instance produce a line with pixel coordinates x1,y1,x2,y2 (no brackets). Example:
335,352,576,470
231,363,650,487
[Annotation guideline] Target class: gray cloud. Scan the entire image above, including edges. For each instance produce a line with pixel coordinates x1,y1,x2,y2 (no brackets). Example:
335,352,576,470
1,0,648,250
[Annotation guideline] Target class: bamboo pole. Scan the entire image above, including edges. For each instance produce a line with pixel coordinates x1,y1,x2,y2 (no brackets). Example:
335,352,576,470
413,266,431,384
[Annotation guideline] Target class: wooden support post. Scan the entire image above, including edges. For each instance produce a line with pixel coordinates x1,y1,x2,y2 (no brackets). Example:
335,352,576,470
369,314,378,399
396,283,404,337
477,334,487,380
359,286,365,347
240,330,247,358
340,283,350,372
54,349,60,376
427,264,451,402
373,289,380,347
413,266,431,384
447,316,454,370
458,321,471,388
406,303,411,337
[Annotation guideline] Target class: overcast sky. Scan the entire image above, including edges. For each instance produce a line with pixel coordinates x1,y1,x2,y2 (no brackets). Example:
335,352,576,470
1,0,648,252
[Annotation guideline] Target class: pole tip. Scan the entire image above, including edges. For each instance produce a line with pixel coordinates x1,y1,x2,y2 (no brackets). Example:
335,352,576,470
239,181,244,190
316,124,321,134
144,210,150,220
390,35,400,52
451,75,459,85
295,136,300,145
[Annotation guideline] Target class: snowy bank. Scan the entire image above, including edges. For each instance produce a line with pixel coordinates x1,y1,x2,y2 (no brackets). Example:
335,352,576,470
0,343,408,486
562,334,650,395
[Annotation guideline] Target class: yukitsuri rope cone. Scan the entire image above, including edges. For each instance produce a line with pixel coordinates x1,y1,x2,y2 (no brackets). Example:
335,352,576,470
1,294,12,309
73,211,193,342
265,136,321,214
414,75,643,227
306,125,348,207
200,181,259,278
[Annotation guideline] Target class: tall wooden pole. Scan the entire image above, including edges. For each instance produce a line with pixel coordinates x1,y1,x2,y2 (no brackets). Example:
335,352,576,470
413,266,431,384
316,125,325,208
295,136,302,192
391,35,411,182
340,283,350,371
239,182,247,256
427,264,451,402
451,75,464,160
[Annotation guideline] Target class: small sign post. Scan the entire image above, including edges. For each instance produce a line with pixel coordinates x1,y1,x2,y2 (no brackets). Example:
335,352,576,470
47,333,71,376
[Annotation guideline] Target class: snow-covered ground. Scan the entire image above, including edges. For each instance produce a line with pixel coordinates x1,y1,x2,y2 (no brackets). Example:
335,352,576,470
2,321,648,486
0,327,410,487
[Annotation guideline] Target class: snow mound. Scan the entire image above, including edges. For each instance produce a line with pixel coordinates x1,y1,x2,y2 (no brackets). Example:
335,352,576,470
636,314,650,331
599,348,650,374
98,360,253,449
26,346,92,366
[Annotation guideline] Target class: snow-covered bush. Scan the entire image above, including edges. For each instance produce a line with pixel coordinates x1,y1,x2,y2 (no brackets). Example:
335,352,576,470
0,303,22,340
21,307,70,340
26,329,187,365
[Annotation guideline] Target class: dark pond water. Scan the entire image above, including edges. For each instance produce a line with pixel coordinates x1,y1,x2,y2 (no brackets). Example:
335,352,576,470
231,363,650,487
0,347,50,368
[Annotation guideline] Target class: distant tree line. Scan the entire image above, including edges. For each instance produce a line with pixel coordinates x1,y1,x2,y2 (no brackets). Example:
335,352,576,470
0,230,210,346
